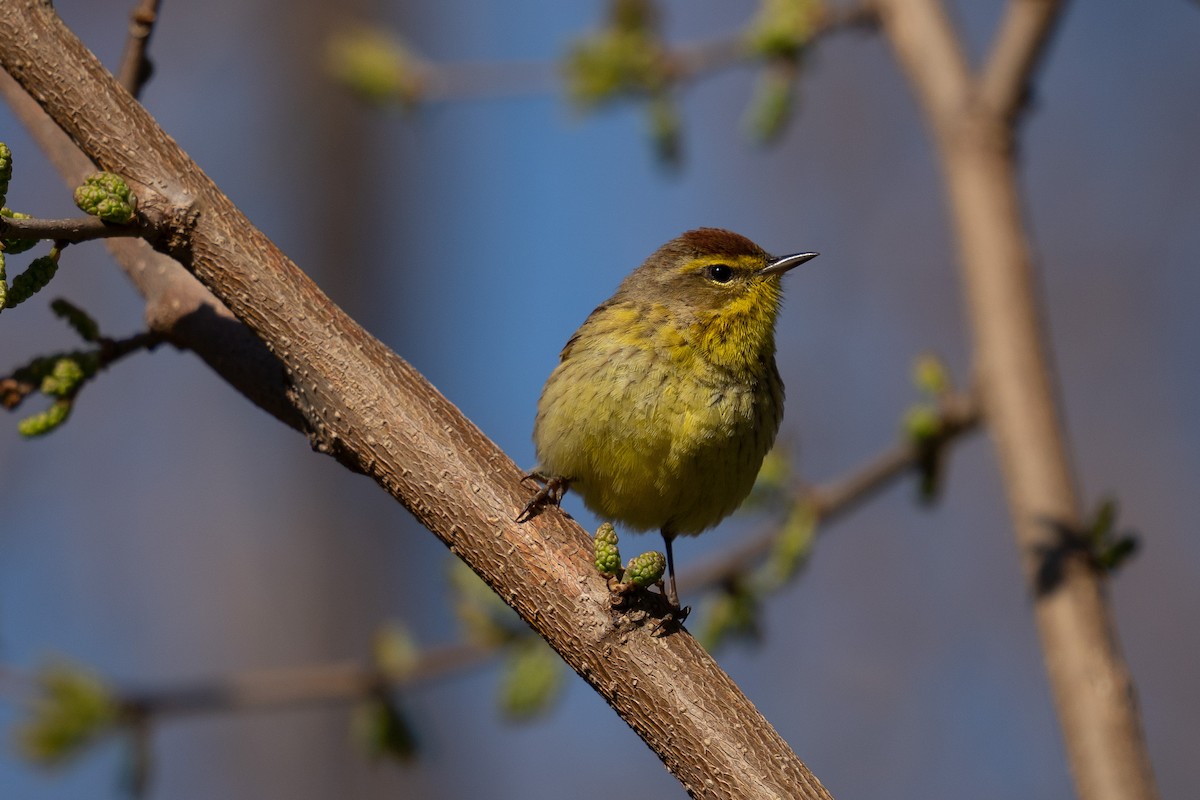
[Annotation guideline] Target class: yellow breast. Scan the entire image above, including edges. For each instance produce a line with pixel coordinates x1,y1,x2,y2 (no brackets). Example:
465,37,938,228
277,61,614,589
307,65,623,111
533,299,784,535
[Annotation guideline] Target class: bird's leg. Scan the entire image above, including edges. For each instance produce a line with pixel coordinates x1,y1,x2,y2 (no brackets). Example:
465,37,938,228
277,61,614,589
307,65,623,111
657,529,691,628
515,473,570,523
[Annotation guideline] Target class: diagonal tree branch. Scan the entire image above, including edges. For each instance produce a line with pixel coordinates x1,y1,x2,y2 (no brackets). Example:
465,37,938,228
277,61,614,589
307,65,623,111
876,1,1158,799
0,4,830,798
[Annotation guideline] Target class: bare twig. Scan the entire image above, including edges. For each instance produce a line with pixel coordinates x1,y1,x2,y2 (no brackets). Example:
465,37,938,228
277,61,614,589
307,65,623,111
1,214,147,243
117,0,161,97
121,642,495,718
979,0,1066,119
683,390,981,594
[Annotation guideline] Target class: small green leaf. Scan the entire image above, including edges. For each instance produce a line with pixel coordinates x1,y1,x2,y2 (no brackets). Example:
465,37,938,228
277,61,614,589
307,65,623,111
1090,496,1118,541
499,639,564,721
40,357,88,398
16,662,119,767
373,622,419,681
352,693,418,762
744,65,797,145
0,141,11,205
743,0,823,60
450,560,521,646
647,94,681,166
1,207,38,255
18,398,72,437
50,298,102,342
5,252,60,308
913,353,951,396
904,405,940,442
758,501,816,590
699,581,762,651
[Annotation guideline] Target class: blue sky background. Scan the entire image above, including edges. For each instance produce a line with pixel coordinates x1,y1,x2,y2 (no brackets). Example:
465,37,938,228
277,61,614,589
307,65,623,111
1,1,1198,798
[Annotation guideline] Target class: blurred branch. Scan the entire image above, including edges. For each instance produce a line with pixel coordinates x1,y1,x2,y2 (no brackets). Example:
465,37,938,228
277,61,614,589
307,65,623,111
0,5,831,797
683,389,981,594
0,70,306,433
121,643,495,718
979,0,1065,119
0,391,979,727
116,0,161,95
877,1,1158,799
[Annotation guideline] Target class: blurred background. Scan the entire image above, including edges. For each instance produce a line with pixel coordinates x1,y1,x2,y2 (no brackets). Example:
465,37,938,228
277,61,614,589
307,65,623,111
1,1,1197,798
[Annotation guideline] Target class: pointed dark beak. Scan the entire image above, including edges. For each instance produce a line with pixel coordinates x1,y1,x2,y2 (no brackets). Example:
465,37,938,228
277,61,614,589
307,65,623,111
759,251,819,277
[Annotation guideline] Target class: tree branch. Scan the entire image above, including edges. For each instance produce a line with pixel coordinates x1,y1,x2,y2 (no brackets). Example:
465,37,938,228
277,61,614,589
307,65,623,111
0,214,148,243
116,0,161,95
0,4,831,797
683,389,981,594
0,69,305,432
979,0,1066,119
876,2,1159,799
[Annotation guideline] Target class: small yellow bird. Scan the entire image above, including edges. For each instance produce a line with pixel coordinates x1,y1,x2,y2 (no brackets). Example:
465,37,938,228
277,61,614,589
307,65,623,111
519,228,818,618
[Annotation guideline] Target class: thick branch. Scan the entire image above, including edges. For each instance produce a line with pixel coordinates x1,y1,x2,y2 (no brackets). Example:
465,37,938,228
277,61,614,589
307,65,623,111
877,2,1158,799
0,4,830,797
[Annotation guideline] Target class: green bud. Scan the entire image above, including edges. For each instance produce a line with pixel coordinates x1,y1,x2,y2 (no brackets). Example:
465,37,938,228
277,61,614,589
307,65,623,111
326,27,424,106
51,298,102,342
624,550,666,588
593,522,623,576
16,662,119,766
904,404,941,442
73,173,136,223
0,142,11,204
18,398,72,437
564,28,664,109
5,252,60,308
914,353,951,396
743,0,822,60
1,207,38,255
39,357,87,397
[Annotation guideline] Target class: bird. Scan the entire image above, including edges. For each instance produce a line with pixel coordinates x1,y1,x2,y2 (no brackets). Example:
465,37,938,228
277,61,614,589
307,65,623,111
518,228,818,621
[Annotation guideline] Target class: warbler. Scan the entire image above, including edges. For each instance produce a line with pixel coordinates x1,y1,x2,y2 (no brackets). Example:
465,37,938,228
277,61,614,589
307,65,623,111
519,228,818,618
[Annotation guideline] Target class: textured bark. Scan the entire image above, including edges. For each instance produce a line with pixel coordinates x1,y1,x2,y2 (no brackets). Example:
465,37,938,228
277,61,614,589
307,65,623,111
0,2,830,797
877,1,1158,798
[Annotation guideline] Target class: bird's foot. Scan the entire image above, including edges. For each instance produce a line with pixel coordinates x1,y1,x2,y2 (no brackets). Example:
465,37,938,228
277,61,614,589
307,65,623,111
515,473,569,523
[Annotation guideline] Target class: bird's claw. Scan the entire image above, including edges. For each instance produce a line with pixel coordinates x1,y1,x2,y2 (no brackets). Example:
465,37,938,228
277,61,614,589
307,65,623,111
652,602,691,636
515,473,569,523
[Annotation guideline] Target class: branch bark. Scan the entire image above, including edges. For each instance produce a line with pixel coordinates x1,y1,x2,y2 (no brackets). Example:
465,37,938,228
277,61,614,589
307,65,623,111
876,1,1158,799
0,3,830,798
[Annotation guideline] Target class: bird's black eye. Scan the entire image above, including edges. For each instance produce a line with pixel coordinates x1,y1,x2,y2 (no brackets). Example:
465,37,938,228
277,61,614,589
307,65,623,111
705,264,734,283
